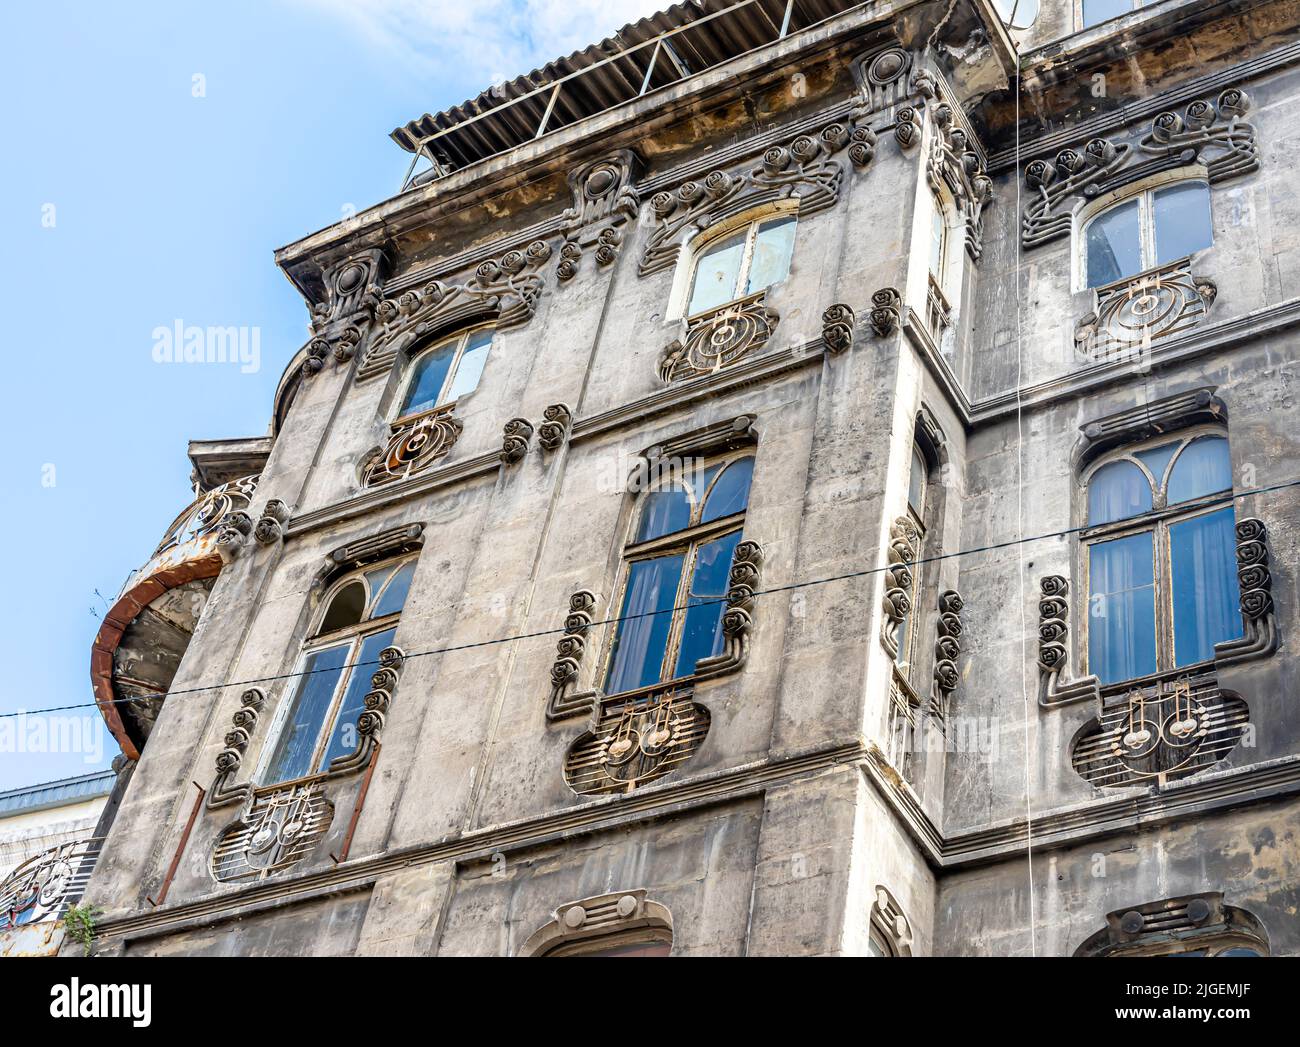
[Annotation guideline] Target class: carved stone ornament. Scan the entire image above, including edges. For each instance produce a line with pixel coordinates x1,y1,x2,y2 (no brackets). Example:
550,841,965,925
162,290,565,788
870,884,914,956
362,405,464,488
253,499,291,545
355,240,553,383
546,589,599,722
926,103,993,259
537,403,573,451
1075,260,1217,361
894,105,922,150
328,523,425,572
156,473,259,558
211,781,334,883
822,303,856,354
869,287,902,337
850,46,918,116
1075,893,1268,957
658,291,780,383
1215,517,1279,666
207,687,268,810
557,151,640,281
1036,576,1101,708
215,510,254,565
1022,88,1258,249
499,417,535,464
881,517,921,657
519,889,673,956
301,249,390,379
639,119,875,276
1072,674,1249,789
930,590,964,721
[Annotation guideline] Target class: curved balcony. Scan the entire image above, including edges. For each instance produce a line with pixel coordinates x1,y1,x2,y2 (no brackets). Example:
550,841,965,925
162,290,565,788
90,475,259,759
0,837,102,938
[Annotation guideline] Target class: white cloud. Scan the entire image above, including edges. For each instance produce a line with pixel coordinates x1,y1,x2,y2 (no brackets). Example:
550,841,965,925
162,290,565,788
291,0,666,87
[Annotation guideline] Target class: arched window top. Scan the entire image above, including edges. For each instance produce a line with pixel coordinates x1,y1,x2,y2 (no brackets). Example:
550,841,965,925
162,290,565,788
682,208,797,318
994,0,1038,28
1086,430,1229,526
1082,179,1211,288
635,454,754,543
398,325,493,419
315,557,417,638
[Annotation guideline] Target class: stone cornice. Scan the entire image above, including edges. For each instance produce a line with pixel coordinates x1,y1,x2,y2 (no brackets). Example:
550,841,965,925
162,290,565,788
94,739,1300,946
992,31,1300,173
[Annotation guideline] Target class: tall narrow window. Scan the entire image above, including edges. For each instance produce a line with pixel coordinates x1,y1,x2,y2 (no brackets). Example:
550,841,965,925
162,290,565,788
895,444,929,673
1084,432,1240,686
1083,181,1212,288
605,455,754,694
262,557,417,784
685,215,796,316
398,327,493,419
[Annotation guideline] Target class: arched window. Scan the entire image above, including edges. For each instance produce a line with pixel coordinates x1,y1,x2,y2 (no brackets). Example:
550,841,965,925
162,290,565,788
684,213,796,317
397,326,493,419
1084,431,1240,685
1083,180,1212,288
261,556,417,784
993,0,1038,28
605,454,754,694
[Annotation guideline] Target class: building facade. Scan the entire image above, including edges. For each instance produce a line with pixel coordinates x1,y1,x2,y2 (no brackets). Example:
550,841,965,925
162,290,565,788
52,0,1300,955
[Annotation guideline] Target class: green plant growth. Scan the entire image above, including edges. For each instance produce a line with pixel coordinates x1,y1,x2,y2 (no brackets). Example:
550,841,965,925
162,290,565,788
63,903,103,955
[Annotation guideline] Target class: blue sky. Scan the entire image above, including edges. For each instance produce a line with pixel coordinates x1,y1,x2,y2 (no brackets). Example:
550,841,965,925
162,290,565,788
0,0,656,790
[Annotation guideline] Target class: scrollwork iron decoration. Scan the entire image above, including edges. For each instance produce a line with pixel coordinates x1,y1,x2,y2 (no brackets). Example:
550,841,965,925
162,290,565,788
362,406,464,487
658,292,780,382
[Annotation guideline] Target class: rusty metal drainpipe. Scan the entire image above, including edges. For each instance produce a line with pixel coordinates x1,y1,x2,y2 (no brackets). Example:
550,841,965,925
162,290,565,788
333,742,382,865
147,781,206,908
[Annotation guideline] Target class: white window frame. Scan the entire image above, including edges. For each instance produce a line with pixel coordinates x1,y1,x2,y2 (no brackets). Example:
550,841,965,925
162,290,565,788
394,323,494,422
667,201,798,321
1074,169,1211,292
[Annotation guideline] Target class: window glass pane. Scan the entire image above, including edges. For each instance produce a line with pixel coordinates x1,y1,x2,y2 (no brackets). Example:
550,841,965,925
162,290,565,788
636,485,692,542
1167,435,1231,505
674,532,742,677
994,0,1038,28
445,330,491,401
909,446,928,515
263,643,350,783
1088,532,1157,684
1135,442,1179,491
1153,182,1212,266
1171,508,1243,667
701,457,755,523
745,216,797,296
607,555,685,693
319,580,366,634
1085,198,1142,287
401,342,456,416
370,561,416,619
316,628,397,771
1088,459,1153,525
1216,948,1263,957
1082,0,1135,28
687,231,746,315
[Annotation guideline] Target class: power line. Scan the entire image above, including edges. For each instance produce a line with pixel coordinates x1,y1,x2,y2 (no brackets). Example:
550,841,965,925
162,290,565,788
5,476,1295,721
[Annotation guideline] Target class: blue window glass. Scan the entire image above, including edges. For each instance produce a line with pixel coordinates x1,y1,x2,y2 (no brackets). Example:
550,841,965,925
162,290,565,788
1134,442,1178,490
316,627,397,771
1167,436,1231,505
1082,0,1136,29
400,343,457,417
1088,532,1157,684
745,216,796,295
674,532,742,676
1170,508,1243,667
263,643,350,783
606,555,685,693
636,485,692,542
701,458,754,523
370,561,416,619
1086,197,1142,287
1153,182,1213,267
1088,459,1153,525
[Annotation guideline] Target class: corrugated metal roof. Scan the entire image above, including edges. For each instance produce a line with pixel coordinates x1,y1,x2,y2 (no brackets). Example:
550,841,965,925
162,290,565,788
392,0,867,181
0,770,115,819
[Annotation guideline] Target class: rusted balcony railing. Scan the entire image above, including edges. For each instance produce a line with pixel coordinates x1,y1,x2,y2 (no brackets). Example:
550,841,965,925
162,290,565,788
0,837,103,931
153,474,260,558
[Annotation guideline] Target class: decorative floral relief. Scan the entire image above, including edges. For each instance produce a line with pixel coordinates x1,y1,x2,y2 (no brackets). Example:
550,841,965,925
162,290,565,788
1022,89,1257,249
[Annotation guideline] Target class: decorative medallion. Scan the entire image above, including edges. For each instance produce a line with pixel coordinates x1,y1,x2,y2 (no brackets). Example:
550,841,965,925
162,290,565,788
362,405,464,487
211,782,333,883
1075,260,1217,360
658,291,779,382
0,838,102,930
